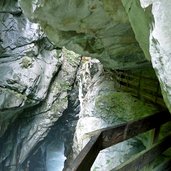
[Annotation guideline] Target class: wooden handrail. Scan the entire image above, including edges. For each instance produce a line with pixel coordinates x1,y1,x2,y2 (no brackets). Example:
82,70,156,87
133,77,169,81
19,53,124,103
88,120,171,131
114,70,165,107
68,111,171,171
101,111,170,149
153,158,171,171
114,70,158,81
112,133,171,171
68,133,102,171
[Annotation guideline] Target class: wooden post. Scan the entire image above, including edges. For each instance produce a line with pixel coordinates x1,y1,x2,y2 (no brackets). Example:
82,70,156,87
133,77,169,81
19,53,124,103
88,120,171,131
101,111,170,149
111,134,171,171
155,82,160,103
137,71,142,99
68,133,102,171
69,111,171,171
154,158,171,171
152,126,160,144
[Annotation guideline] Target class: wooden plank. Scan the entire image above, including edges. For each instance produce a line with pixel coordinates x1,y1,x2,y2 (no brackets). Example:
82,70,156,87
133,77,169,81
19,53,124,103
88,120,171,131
116,75,138,83
119,80,138,89
115,77,165,107
68,133,102,171
140,93,157,103
102,111,171,149
153,158,171,171
115,71,158,81
140,94,165,107
69,111,170,171
119,80,160,95
152,127,160,144
156,98,166,107
111,134,171,171
141,87,158,95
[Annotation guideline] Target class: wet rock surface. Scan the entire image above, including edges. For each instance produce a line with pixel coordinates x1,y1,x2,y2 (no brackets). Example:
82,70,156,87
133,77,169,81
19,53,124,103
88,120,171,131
67,58,159,171
121,0,171,112
27,84,80,171
0,45,81,170
19,0,148,70
0,1,81,169
0,0,58,137
0,0,171,171
19,0,171,114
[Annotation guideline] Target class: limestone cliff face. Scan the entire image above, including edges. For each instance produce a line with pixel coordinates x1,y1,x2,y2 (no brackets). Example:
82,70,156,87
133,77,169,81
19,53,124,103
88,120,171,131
0,1,81,169
69,58,159,171
19,0,171,113
0,0,60,137
0,0,171,170
19,0,148,70
121,0,171,113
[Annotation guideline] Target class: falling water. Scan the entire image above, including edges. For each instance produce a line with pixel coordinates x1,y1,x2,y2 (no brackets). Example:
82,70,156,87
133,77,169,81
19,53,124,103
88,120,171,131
46,141,66,171
28,85,80,171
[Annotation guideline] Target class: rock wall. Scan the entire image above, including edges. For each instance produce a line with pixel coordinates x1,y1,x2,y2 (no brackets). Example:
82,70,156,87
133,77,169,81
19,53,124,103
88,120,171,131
121,0,171,112
68,58,159,171
1,0,171,170
28,82,80,171
19,0,171,112
19,0,148,70
0,1,81,169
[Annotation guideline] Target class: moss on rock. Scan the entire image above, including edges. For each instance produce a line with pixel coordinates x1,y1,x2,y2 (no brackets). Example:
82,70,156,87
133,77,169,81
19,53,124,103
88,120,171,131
21,56,33,68
62,47,81,67
95,92,158,123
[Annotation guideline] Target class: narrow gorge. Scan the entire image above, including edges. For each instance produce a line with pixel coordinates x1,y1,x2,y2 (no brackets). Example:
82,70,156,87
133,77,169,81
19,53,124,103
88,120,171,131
0,0,171,171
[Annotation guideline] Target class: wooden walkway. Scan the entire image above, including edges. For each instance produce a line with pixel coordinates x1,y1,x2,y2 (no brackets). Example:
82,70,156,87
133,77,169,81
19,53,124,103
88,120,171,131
114,70,166,107
68,111,171,171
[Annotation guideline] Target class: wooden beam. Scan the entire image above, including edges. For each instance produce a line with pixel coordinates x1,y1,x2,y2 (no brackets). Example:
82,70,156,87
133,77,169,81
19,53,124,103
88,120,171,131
68,133,102,171
154,158,171,171
152,127,160,144
102,111,171,149
111,133,171,171
68,111,170,171
115,70,159,81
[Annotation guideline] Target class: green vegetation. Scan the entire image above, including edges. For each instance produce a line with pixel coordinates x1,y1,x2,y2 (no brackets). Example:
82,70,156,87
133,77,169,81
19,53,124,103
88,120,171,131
21,56,33,68
95,92,157,123
62,47,81,66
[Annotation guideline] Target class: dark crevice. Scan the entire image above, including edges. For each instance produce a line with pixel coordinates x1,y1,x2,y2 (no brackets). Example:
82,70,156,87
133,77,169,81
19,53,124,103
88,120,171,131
24,82,80,171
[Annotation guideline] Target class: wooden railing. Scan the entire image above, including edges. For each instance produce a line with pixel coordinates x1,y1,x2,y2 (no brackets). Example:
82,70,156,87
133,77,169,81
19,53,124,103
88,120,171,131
68,111,171,171
113,70,166,107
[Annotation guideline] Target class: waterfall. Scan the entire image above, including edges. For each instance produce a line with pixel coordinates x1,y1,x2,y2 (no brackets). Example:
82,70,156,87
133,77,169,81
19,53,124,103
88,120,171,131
46,141,66,171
